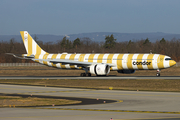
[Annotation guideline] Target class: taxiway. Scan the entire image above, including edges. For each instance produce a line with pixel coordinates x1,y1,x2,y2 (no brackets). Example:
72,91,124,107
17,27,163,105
0,84,180,120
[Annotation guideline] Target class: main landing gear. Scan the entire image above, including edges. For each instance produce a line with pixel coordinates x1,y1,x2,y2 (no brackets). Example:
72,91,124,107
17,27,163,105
80,68,91,77
80,73,91,77
156,69,160,77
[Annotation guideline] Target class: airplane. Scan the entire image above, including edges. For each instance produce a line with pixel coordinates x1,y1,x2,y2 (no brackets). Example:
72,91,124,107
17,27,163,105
7,31,176,77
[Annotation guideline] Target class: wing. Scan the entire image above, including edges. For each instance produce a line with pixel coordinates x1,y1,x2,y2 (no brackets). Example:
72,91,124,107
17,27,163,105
6,53,116,67
32,58,116,67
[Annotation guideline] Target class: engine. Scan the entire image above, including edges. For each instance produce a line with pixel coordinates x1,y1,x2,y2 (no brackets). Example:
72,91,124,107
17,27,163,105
117,70,135,74
89,64,110,76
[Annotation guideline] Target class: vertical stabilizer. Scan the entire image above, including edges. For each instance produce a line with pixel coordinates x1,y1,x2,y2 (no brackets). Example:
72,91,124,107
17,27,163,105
20,31,48,56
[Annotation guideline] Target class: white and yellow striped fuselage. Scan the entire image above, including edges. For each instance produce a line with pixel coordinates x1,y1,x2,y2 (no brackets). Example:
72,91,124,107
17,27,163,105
33,53,175,70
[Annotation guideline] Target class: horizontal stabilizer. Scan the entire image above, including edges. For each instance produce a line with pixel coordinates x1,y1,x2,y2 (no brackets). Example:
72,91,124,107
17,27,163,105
6,53,34,59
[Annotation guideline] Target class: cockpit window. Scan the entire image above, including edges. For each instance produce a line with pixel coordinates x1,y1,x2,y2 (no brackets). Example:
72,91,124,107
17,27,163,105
165,58,172,61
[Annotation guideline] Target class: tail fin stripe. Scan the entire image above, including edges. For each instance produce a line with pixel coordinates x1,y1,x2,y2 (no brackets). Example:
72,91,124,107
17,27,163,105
24,31,28,54
36,44,41,55
28,33,32,55
32,40,37,55
41,49,47,54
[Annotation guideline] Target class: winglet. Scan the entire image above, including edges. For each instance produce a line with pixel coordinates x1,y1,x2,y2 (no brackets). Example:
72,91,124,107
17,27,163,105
20,31,48,56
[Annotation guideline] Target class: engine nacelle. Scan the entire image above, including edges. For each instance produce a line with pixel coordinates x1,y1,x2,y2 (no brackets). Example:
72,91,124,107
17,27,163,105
90,64,110,76
117,70,135,74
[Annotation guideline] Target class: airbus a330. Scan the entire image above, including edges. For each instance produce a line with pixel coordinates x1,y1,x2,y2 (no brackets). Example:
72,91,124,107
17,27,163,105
7,31,176,77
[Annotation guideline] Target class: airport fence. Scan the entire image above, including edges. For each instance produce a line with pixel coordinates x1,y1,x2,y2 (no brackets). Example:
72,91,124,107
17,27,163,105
0,63,43,66
0,62,180,67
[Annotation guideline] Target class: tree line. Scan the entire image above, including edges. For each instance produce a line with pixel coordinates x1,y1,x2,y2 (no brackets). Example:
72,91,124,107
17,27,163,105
0,34,179,63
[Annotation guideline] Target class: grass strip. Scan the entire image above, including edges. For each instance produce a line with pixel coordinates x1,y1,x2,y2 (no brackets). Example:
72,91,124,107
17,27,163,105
1,79,180,92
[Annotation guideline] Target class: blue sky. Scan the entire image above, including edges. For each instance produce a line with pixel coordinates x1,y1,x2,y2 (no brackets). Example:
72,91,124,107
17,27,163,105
1,0,180,35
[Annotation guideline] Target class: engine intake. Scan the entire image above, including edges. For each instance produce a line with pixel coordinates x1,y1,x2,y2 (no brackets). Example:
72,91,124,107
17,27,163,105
90,64,110,76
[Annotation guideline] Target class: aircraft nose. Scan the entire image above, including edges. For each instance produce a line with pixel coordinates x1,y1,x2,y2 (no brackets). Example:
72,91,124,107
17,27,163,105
169,60,176,67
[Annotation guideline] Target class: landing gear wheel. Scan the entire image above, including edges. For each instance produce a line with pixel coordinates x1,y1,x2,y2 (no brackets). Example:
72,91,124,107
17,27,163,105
87,73,91,76
80,73,86,77
156,73,160,77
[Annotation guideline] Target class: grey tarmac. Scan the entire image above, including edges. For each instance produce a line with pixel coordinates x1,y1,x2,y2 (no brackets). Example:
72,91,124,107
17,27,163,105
0,76,180,80
0,84,180,120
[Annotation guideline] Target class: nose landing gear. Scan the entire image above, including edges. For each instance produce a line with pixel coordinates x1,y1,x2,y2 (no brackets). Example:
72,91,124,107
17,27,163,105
156,69,160,77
